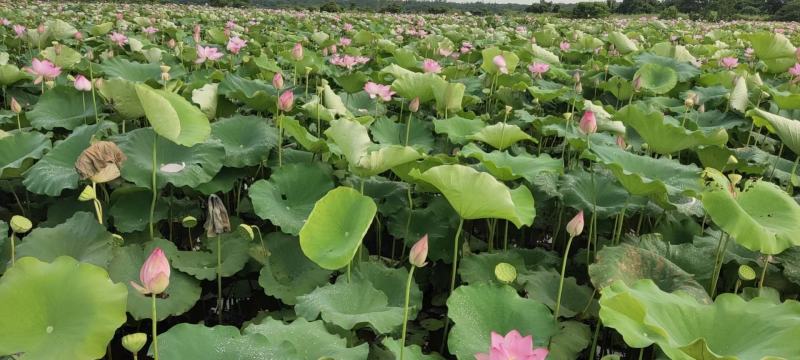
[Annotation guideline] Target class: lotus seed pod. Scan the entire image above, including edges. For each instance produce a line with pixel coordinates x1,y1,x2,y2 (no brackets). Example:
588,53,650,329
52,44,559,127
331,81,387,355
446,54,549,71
78,185,96,202
738,264,756,281
494,262,517,284
728,173,742,187
111,234,124,246
181,216,198,228
726,155,738,165
238,223,254,241
10,215,32,234
121,333,147,354
684,97,695,108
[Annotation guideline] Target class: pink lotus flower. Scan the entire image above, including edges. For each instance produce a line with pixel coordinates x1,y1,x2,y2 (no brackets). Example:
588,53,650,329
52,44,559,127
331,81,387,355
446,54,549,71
474,330,548,360
167,38,176,48
74,75,92,91
560,41,571,52
195,45,223,64
528,62,550,76
720,57,739,70
339,37,351,47
579,110,597,134
13,24,25,38
364,82,395,102
329,54,369,70
109,32,128,47
273,72,284,89
790,63,800,78
226,36,247,55
130,248,171,295
193,24,201,43
422,59,442,74
493,55,508,74
26,58,61,85
278,90,294,112
343,23,353,32
143,26,157,35
0,18,9,26
291,43,304,61
409,234,428,267
744,47,754,60
74,32,83,41
566,210,584,237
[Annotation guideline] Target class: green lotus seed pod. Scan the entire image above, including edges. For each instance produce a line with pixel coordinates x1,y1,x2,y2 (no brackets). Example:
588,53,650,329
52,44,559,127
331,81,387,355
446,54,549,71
738,264,756,281
494,262,517,284
181,216,198,229
238,223,254,241
10,215,32,234
78,185,96,202
121,333,147,354
111,234,124,247
726,155,738,165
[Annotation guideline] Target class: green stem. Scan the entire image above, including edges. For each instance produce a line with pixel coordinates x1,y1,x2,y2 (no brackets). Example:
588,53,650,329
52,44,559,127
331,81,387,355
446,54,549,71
440,217,465,352
709,232,729,298
786,155,799,194
151,294,159,360
502,220,509,251
404,112,413,146
759,255,771,289
589,321,602,360
277,112,283,168
10,233,15,267
399,266,416,360
149,132,158,241
554,235,576,321
217,236,223,324
89,63,99,123
92,182,103,225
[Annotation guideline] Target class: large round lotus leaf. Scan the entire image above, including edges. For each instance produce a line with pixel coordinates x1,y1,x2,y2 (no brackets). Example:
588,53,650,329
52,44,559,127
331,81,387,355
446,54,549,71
0,64,31,86
548,321,592,360
153,323,301,360
244,317,369,360
617,103,727,155
0,131,51,179
633,53,700,82
746,32,797,73
432,81,466,114
409,164,535,228
447,283,555,359
481,47,520,75
27,86,99,130
108,187,169,233
40,45,82,69
43,19,77,40
135,83,210,147
382,338,445,360
528,80,570,102
589,244,710,303
460,143,563,182
191,83,218,119
23,122,115,196
97,58,164,82
749,108,800,156
345,261,423,317
171,231,251,281
249,163,334,236
218,73,278,113
98,78,145,119
386,196,460,263
107,239,201,320
326,118,423,177
388,69,445,103
600,279,800,359
295,280,404,334
370,117,435,153
210,115,278,167
633,63,678,94
16,212,113,268
518,270,595,319
0,256,127,360
560,168,644,219
458,249,558,285
277,115,328,153
585,144,703,209
258,232,331,305
433,116,486,145
702,170,800,255
115,128,225,189
467,123,536,151
608,31,638,54
299,186,377,270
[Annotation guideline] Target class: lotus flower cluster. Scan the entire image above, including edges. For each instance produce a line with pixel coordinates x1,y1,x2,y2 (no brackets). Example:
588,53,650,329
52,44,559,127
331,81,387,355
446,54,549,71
329,54,370,69
226,36,247,54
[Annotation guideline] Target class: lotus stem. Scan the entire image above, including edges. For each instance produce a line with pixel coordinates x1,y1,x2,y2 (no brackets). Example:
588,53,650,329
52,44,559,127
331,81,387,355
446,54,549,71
9,233,15,267
217,235,223,324
555,235,576,321
92,182,103,225
89,62,99,124
149,132,158,241
759,255,772,289
440,217,465,352
404,112,413,147
502,220,509,251
277,112,283,168
151,293,159,360
589,320,602,359
709,231,729,297
399,265,416,360
785,155,799,194
16,113,21,130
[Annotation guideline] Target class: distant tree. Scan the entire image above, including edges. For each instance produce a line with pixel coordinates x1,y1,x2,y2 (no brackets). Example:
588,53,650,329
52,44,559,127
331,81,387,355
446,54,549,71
380,2,402,13
659,5,680,18
210,0,249,7
319,1,341,12
617,0,660,13
569,2,611,18
663,0,710,13
774,0,800,20
526,0,557,13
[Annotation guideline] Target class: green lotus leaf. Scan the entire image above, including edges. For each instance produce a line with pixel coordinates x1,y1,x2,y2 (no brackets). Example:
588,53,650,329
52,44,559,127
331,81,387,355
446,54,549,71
518,269,595,318
244,317,369,360
409,164,535,228
634,63,678,94
634,53,700,82
154,323,301,360
16,212,113,268
299,187,376,270
585,144,703,209
608,31,638,54
249,162,334,236
481,47,520,75
386,196,460,263
433,116,486,145
170,231,251,281
702,169,800,254
40,45,81,69
632,233,716,283
600,279,800,359
0,131,51,179
333,72,369,93
748,108,800,156
27,86,99,130
0,64,31,86
547,321,592,360
746,32,797,73
108,187,169,233
326,118,422,177
432,81,466,114
97,58,163,82
391,71,445,103
589,244,710,303
467,123,536,150
135,83,211,147
89,22,113,36
617,103,727,154
210,115,278,167
776,247,800,286
605,76,634,100
218,73,278,113
528,80,569,102
447,283,555,359
43,19,77,40
382,338,444,360
346,261,422,317
98,78,145,119
23,122,114,196
0,256,127,360
370,116,435,152
459,249,559,285
301,95,338,122
277,115,328,153
531,44,560,64
116,128,224,189
258,232,331,305
195,167,249,195
191,83,218,119
295,279,404,334
460,143,563,182
729,75,749,113
107,239,201,320
560,168,645,218
0,221,8,274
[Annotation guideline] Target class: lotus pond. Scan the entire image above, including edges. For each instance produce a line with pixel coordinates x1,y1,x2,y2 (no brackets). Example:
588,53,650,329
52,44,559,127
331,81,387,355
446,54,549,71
2,2,800,360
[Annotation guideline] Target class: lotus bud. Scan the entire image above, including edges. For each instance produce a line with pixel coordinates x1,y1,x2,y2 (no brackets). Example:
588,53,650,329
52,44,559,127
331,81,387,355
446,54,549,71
160,65,171,74
37,23,45,34
54,43,63,56
74,75,92,92
409,234,428,267
291,42,303,61
565,211,584,238
78,185,97,201
167,38,176,48
278,90,294,112
728,173,742,187
238,223,254,241
494,262,517,284
684,97,695,108
616,135,627,149
204,194,231,237
409,97,420,113
182,216,198,228
86,49,94,61
738,264,756,281
10,215,32,234
641,143,649,151
572,71,581,83
94,78,104,91
504,105,513,115
75,141,127,183
698,103,705,113
10,97,22,113
272,72,284,90
74,31,83,41
130,247,170,295
727,155,739,165
632,75,642,92
579,111,597,134
111,233,124,246
121,333,147,354
575,81,583,94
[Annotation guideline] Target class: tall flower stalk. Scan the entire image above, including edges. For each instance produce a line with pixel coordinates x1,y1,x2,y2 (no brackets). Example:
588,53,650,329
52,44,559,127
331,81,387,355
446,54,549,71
130,248,171,360
400,235,428,360
555,211,584,321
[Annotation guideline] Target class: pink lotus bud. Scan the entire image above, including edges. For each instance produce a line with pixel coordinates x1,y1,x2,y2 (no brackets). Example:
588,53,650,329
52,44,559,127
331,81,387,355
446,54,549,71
10,97,22,114
409,97,420,113
74,75,92,91
632,75,642,92
278,90,294,112
291,43,304,61
616,135,626,149
130,248,170,295
579,111,597,134
116,13,124,21
167,38,176,49
74,32,83,41
273,72,284,89
37,24,45,34
560,41,570,52
720,57,739,70
409,234,428,267
566,211,584,238
493,55,508,74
